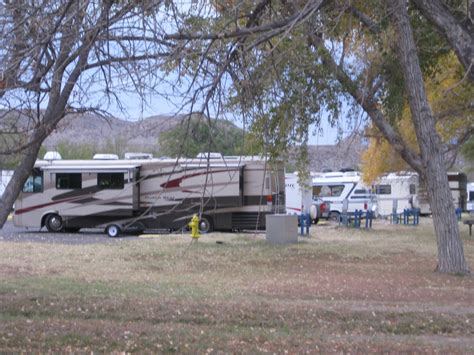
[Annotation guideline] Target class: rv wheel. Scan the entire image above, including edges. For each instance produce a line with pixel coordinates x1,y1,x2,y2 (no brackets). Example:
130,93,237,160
106,224,121,238
45,214,64,232
329,211,340,222
199,216,213,233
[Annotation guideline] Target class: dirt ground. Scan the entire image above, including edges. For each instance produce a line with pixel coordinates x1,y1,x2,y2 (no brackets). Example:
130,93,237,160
0,218,473,353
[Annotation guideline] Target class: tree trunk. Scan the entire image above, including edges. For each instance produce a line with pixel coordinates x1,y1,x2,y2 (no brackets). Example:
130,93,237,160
390,0,469,274
0,137,43,227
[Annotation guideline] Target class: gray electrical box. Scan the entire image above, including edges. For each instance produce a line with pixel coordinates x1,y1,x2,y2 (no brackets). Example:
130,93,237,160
265,214,298,244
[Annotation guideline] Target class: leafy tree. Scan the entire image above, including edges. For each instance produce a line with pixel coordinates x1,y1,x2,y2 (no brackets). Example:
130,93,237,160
362,52,473,184
461,137,474,164
175,0,471,273
159,117,249,158
54,141,98,160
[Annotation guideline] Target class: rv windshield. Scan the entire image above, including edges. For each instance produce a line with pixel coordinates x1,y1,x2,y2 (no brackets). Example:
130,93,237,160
22,169,43,193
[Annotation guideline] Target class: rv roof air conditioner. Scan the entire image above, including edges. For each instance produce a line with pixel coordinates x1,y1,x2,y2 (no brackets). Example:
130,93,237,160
93,153,119,160
124,152,153,160
43,151,62,160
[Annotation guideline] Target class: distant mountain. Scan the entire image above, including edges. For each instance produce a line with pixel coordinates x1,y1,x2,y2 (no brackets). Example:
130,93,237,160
43,113,186,152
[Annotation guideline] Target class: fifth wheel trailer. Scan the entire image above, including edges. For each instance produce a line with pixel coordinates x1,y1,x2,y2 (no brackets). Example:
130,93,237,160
373,173,419,217
13,155,285,236
417,172,467,215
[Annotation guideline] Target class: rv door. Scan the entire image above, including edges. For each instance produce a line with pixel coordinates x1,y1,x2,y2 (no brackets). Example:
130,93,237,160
133,169,140,211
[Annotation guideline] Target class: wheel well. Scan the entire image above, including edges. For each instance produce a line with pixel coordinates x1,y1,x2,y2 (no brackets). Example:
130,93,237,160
41,211,59,228
41,213,50,228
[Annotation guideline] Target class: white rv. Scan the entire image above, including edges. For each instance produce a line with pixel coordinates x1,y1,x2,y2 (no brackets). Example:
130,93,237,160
285,172,326,221
13,155,285,236
467,182,474,213
312,171,377,220
285,173,312,216
373,173,419,216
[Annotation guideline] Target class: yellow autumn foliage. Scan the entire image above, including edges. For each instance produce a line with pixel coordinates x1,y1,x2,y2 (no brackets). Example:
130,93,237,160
362,52,473,184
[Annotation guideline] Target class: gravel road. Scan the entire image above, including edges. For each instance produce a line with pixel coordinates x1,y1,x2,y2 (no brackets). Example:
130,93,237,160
0,220,139,245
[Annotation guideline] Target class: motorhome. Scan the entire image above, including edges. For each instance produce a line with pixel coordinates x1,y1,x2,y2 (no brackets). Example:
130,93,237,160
13,155,285,236
312,171,377,220
466,182,474,213
373,173,419,216
418,172,468,214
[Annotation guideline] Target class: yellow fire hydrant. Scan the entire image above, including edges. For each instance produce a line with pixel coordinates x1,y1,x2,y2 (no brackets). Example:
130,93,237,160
189,214,200,240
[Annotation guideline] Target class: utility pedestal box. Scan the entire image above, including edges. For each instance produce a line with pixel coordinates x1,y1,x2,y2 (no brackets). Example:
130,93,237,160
266,214,298,244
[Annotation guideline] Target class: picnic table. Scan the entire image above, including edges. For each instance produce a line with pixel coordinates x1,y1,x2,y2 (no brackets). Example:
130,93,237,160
464,219,474,236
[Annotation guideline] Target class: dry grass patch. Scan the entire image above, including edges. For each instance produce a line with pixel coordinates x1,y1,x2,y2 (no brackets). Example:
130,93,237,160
1,219,473,352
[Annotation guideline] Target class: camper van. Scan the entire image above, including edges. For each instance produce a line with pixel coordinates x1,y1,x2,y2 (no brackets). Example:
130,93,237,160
373,173,419,216
467,182,474,213
13,155,285,236
312,171,377,220
418,172,468,214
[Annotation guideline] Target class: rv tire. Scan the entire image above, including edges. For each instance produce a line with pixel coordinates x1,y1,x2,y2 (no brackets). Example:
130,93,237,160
329,211,340,222
199,216,213,233
106,224,121,238
45,214,64,233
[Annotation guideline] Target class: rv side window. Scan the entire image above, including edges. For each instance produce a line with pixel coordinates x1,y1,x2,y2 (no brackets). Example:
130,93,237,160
56,173,82,189
409,184,416,195
317,185,345,197
351,189,370,199
469,191,474,202
22,169,43,193
375,184,391,195
97,173,124,189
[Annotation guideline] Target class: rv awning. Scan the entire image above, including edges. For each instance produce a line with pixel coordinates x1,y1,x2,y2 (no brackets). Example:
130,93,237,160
40,165,140,173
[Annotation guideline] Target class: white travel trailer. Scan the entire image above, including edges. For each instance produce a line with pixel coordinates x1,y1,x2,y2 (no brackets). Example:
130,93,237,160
312,171,377,220
13,155,285,236
466,182,474,213
373,173,419,216
285,173,312,216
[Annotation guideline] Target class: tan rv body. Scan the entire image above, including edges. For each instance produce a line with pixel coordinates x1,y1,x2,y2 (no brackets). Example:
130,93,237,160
14,156,285,233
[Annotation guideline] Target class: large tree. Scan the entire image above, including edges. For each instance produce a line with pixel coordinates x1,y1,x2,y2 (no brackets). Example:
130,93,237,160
0,0,174,225
167,0,471,273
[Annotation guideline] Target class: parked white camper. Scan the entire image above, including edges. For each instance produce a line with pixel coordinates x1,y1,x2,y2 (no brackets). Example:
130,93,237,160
373,173,418,216
467,182,474,213
285,173,312,216
312,171,377,220
13,156,285,236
